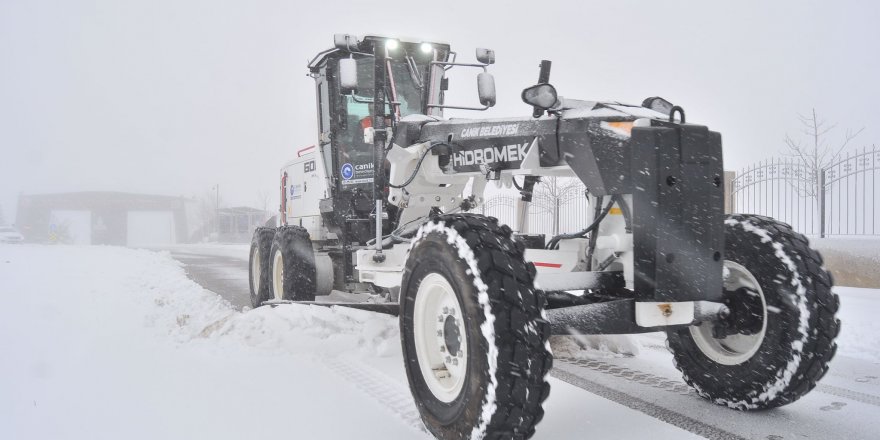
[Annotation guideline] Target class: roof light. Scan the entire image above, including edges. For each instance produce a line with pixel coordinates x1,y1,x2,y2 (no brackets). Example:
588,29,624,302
385,39,399,50
420,42,433,53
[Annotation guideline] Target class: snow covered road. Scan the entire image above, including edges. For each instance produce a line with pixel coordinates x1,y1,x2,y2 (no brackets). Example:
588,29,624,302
2,244,879,439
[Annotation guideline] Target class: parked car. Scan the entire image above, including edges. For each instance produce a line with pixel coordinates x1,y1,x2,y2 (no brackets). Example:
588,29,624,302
0,226,24,244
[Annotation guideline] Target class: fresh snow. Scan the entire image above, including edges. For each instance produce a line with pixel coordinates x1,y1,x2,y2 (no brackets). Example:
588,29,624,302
834,286,880,363
0,244,706,440
0,245,418,439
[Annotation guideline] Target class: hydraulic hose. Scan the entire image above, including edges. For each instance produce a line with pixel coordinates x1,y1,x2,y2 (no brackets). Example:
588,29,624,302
387,142,442,189
545,197,614,250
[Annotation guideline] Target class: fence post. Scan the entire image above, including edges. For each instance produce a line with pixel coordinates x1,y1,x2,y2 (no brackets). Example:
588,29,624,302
819,169,826,238
554,197,560,236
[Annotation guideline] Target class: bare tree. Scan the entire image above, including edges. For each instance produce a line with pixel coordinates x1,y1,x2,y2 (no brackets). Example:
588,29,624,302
256,189,270,213
192,189,223,241
782,108,864,198
530,177,585,235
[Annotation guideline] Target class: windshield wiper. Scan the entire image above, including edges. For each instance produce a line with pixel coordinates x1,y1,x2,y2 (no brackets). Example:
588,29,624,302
405,56,424,89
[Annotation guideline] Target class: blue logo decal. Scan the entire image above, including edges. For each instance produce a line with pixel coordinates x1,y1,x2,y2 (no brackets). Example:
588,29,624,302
341,163,354,180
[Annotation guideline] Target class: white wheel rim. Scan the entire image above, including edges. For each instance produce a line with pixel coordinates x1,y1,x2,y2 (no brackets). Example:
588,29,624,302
413,273,468,403
251,248,261,295
690,260,768,366
272,249,284,301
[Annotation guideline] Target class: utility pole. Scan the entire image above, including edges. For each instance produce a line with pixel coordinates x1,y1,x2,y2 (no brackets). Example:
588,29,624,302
818,171,825,238
214,184,220,241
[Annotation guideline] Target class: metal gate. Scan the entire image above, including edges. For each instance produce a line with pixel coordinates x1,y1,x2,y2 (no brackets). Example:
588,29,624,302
480,179,592,236
730,146,880,237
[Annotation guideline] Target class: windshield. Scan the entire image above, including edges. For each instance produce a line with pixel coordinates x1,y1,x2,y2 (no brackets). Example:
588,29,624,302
387,58,429,117
345,56,430,118
335,52,432,188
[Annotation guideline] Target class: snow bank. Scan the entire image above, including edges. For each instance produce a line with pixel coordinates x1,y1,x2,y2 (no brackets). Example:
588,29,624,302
0,245,422,440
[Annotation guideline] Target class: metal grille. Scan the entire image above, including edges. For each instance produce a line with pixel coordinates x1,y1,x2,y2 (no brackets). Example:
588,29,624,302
480,179,592,236
731,146,880,237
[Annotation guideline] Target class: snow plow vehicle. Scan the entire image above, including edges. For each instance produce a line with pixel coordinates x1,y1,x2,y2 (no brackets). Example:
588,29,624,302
249,34,840,439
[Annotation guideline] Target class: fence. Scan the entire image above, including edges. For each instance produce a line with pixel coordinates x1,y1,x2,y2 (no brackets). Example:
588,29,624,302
479,146,880,238
480,179,592,236
730,146,880,237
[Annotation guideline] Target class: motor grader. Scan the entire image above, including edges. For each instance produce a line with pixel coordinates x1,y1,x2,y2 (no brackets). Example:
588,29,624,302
248,34,840,439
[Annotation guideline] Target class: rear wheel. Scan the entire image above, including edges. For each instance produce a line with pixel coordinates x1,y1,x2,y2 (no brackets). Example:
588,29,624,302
248,227,275,307
401,214,552,439
666,214,840,410
269,226,316,302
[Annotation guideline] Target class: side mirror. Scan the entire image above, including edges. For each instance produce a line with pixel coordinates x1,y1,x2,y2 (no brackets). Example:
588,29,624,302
521,84,558,110
338,58,358,93
477,72,496,107
476,48,495,65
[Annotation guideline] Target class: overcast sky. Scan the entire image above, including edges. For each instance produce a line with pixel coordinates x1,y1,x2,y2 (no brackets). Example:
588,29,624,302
1,0,878,221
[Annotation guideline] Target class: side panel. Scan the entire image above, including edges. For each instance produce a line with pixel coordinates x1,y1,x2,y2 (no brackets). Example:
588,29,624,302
631,123,724,302
416,118,558,173
558,117,635,196
283,147,330,240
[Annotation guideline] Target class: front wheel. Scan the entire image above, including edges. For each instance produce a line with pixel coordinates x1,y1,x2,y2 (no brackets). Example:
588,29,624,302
400,214,552,439
666,214,840,410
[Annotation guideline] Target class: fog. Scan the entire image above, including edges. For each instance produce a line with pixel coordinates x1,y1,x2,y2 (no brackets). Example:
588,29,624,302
1,0,878,221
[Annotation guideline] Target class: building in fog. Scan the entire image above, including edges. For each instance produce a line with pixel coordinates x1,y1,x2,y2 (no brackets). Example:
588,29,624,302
217,207,273,243
15,192,200,246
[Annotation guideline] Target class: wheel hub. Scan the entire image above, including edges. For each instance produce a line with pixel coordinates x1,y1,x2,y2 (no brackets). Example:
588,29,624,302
440,310,463,361
689,260,768,366
412,273,468,403
252,248,261,293
714,286,765,338
272,250,284,301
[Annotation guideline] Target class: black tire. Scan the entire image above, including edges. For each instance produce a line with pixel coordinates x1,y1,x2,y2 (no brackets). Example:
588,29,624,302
400,214,552,439
248,227,275,307
666,214,840,410
269,226,316,302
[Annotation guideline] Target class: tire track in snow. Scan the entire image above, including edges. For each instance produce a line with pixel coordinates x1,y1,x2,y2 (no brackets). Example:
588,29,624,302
558,356,695,395
322,357,427,435
815,383,880,407
551,360,747,440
